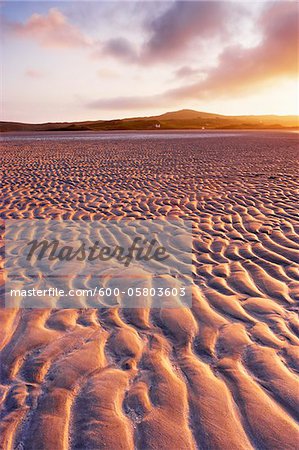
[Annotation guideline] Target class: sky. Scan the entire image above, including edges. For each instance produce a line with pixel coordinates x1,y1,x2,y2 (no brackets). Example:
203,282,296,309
1,1,298,123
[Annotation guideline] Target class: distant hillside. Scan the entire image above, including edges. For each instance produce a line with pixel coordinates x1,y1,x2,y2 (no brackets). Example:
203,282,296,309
153,109,225,121
1,109,298,132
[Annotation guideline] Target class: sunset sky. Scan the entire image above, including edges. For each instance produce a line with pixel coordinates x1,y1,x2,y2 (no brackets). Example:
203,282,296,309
1,1,298,123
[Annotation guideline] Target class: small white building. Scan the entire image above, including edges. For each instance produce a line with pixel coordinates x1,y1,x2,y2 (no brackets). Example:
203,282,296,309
155,123,161,128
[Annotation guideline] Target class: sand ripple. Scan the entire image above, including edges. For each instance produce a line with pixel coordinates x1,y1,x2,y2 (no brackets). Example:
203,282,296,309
0,131,298,449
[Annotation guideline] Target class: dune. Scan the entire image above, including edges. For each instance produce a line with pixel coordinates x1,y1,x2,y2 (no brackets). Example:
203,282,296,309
0,130,298,449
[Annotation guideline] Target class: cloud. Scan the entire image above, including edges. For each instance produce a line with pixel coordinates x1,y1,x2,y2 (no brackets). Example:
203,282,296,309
141,1,235,63
94,37,138,63
6,8,91,48
87,1,298,110
175,66,199,79
25,69,45,78
3,2,243,65
90,1,242,65
169,1,298,99
87,95,163,111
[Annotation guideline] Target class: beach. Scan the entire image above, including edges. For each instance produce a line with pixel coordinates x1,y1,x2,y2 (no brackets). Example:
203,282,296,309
0,130,298,449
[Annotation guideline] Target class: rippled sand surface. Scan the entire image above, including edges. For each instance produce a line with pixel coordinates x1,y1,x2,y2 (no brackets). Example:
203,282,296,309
0,131,298,449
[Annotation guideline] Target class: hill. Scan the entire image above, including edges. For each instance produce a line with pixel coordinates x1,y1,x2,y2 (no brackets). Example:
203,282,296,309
1,109,298,132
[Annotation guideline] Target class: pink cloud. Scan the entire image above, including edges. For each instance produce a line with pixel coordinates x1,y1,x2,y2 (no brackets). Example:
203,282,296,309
88,2,298,110
7,8,91,49
141,2,230,63
175,66,199,79
92,37,138,63
170,1,298,99
25,69,45,78
162,2,298,100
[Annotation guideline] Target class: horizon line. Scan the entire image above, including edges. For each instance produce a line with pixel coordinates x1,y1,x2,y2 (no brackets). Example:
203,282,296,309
2,108,299,126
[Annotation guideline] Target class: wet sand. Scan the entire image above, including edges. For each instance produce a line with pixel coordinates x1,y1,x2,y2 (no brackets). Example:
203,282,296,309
0,131,298,449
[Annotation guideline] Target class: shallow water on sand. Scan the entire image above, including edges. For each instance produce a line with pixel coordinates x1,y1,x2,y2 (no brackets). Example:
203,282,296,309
1,129,276,141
